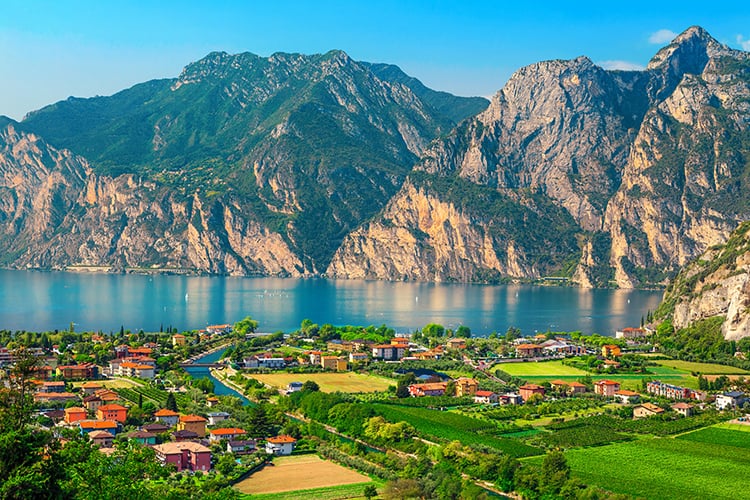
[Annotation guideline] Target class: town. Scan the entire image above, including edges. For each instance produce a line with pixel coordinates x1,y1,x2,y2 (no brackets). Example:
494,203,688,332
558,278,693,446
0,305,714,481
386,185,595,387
1,318,749,499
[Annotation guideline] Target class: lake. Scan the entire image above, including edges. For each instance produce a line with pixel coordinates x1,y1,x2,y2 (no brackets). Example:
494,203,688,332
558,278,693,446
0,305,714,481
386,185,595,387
0,269,663,336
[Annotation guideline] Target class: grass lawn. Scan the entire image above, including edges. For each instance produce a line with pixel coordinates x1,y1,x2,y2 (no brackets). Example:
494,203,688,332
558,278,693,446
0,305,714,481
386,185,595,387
715,421,750,432
496,360,588,377
549,438,750,500
234,455,373,495
652,359,750,374
248,372,394,393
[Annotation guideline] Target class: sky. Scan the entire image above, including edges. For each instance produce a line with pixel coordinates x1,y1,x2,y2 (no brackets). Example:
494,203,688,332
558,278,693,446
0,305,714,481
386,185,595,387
1,1,749,120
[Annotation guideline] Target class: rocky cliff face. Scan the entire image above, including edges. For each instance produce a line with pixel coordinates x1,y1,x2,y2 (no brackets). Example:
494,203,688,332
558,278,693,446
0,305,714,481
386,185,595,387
658,221,750,340
331,26,750,287
5,28,750,286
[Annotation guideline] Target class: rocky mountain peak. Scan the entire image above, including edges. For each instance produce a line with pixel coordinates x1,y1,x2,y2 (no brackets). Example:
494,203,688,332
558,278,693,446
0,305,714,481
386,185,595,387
647,25,725,74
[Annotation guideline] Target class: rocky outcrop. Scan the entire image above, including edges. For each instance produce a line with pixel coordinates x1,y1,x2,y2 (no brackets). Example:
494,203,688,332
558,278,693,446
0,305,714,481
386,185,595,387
659,222,750,340
332,26,750,287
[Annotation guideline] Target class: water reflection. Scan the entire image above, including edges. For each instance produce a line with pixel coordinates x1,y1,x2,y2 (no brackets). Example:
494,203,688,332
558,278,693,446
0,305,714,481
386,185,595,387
0,270,663,336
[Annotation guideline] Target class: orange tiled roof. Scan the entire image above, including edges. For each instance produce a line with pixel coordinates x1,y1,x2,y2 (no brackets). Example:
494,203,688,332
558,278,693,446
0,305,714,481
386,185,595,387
267,435,297,444
180,415,207,423
154,409,179,417
209,427,247,436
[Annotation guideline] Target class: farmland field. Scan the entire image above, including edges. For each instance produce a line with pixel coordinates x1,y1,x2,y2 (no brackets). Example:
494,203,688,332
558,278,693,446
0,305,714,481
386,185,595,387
248,372,394,393
552,438,750,500
240,482,382,500
652,359,750,374
234,455,372,495
371,403,543,457
71,379,141,389
497,360,588,376
678,426,750,449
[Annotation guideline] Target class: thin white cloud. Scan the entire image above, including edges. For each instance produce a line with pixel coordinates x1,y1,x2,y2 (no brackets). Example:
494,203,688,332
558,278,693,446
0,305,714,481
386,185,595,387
736,35,750,51
649,29,678,44
597,60,645,71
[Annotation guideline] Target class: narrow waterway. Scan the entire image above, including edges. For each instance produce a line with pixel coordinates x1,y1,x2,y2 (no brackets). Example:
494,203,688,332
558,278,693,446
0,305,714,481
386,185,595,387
184,346,253,405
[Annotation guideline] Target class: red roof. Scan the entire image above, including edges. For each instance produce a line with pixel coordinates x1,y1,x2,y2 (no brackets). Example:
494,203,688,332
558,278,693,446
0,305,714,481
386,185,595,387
267,435,297,444
154,409,179,417
98,404,128,411
597,380,620,386
80,420,118,429
209,427,247,436
475,390,495,397
180,415,207,423
519,384,545,390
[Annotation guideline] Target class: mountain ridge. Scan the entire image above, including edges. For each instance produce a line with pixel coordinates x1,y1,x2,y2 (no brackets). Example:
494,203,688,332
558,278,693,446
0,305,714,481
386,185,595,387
3,28,750,288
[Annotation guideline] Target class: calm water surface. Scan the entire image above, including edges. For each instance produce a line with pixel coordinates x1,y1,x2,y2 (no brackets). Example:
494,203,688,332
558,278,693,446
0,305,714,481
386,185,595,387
0,269,663,336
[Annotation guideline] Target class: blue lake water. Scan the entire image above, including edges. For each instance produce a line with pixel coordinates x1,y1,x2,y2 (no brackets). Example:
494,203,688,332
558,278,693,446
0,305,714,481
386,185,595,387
0,269,663,336
184,347,251,404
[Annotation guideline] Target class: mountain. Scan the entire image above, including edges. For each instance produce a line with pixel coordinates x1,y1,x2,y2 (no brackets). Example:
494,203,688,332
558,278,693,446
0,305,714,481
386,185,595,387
5,50,487,274
656,221,750,340
329,26,750,287
4,27,750,286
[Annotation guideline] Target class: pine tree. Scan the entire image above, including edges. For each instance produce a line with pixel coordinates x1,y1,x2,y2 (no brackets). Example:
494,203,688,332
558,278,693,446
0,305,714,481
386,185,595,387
165,392,178,412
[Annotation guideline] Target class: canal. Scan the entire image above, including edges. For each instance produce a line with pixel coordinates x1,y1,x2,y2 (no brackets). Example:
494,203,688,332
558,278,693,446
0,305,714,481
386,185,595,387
183,346,253,405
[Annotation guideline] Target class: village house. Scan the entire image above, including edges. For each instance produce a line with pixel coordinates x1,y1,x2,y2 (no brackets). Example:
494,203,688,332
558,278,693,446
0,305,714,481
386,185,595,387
173,429,200,442
287,381,304,393
473,390,498,404
372,343,408,361
56,363,99,379
34,391,78,403
549,380,570,392
446,338,467,350
408,382,448,397
498,393,524,405
142,423,170,434
603,359,621,371
154,408,180,427
206,324,232,335
321,355,348,371
79,420,119,436
97,404,128,423
206,396,220,407
117,362,155,379
88,430,114,448
615,327,647,339
64,407,88,424
93,389,120,402
518,384,546,402
646,380,705,400
177,415,207,436
207,412,230,426
716,391,747,410
80,381,103,395
227,439,256,455
209,427,247,442
126,430,157,445
153,442,211,472
455,377,479,396
83,395,103,412
516,344,543,358
614,390,641,404
601,345,621,358
41,381,66,393
633,402,665,418
671,402,695,417
172,334,187,347
265,435,297,455
594,380,621,397
349,352,369,364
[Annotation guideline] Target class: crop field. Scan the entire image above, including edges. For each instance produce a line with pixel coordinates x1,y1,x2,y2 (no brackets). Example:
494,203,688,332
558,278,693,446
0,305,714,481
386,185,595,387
72,379,140,389
497,360,588,376
677,426,750,449
556,438,750,500
652,359,750,374
240,482,382,500
370,403,543,457
234,455,372,495
248,372,394,393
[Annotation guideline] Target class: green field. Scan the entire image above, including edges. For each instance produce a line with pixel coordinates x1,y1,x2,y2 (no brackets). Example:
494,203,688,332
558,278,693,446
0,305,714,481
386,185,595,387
678,426,750,449
497,360,588,376
555,438,750,500
371,403,542,457
715,421,750,432
653,359,750,374
249,372,394,393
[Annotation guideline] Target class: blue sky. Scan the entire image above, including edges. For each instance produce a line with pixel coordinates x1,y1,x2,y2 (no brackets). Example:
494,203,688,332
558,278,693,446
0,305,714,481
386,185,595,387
1,1,749,120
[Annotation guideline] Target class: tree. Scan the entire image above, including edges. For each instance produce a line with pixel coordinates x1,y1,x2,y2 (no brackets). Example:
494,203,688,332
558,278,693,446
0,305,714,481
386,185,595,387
301,380,320,392
165,392,178,412
364,484,378,500
541,450,570,494
138,393,143,409
423,323,445,338
234,316,259,337
455,325,471,338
